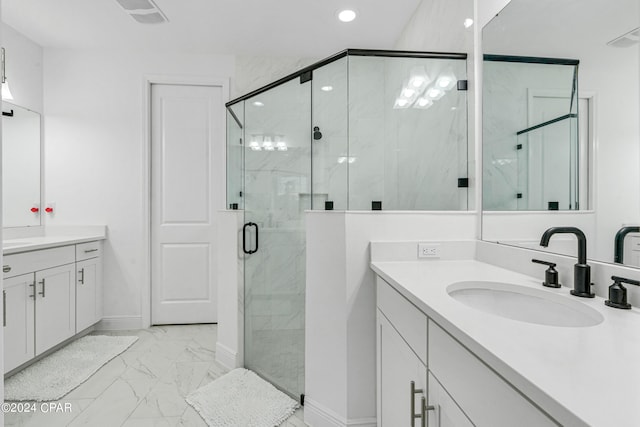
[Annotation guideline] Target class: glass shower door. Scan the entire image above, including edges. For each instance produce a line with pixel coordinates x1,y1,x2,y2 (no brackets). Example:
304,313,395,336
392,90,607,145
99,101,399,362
242,78,311,399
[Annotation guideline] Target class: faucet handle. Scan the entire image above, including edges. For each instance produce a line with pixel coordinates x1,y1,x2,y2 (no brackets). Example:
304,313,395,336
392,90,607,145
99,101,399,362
531,259,561,288
605,276,640,309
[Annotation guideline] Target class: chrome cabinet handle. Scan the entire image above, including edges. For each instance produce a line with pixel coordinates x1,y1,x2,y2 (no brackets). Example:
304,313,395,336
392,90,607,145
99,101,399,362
411,381,423,427
421,396,435,427
411,381,434,427
2,265,11,273
3,290,6,327
29,282,36,299
38,279,46,298
84,249,98,253
78,268,85,284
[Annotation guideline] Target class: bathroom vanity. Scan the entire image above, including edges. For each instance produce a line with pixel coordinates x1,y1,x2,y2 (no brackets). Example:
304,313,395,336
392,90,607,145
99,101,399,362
372,251,640,427
2,230,105,374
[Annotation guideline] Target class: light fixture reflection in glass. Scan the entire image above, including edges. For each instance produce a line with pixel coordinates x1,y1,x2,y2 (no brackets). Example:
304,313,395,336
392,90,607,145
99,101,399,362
436,75,456,91
410,76,426,88
252,101,264,107
338,9,357,22
394,98,410,109
263,136,274,151
463,18,474,28
402,88,416,98
414,97,433,109
337,156,356,164
321,85,333,92
2,79,13,101
426,88,445,100
249,137,262,151
275,136,287,151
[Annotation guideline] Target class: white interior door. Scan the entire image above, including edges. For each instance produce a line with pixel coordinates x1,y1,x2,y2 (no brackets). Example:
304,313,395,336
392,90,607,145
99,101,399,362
151,83,221,325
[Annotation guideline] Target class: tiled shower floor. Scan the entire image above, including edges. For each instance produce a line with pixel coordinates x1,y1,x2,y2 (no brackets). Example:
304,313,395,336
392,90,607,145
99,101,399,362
5,324,307,427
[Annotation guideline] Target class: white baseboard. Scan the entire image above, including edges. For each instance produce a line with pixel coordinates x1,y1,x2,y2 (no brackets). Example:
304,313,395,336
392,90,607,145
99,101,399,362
95,315,144,331
215,342,241,370
304,398,376,427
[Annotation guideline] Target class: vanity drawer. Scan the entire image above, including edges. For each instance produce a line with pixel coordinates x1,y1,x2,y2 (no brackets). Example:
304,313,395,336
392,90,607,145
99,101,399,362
3,246,75,279
76,241,102,261
377,276,427,364
428,321,555,427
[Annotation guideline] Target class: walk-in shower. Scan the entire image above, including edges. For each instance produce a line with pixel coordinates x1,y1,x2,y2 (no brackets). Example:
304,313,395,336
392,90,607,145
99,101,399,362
226,49,469,400
483,55,583,211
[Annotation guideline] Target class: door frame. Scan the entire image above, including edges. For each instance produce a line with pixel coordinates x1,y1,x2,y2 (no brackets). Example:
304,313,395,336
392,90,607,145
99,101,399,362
142,75,229,328
526,89,596,211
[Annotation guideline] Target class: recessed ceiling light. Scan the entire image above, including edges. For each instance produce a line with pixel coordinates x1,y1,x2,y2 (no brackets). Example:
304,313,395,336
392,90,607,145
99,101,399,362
321,86,333,92
252,101,264,107
463,18,474,28
338,9,357,23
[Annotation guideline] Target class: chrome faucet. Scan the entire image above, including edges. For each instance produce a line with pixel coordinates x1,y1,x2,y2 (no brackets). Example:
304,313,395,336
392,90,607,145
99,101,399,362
614,226,640,264
539,227,594,298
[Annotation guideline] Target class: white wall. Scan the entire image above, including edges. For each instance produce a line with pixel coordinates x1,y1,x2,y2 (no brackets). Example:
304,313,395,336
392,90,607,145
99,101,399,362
233,55,317,98
43,49,234,328
215,210,244,370
305,211,476,427
2,22,43,113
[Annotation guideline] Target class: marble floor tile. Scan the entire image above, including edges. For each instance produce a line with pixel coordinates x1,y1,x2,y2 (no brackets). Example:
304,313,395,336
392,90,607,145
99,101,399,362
67,377,153,427
122,417,181,427
129,382,189,419
5,324,310,427
4,398,93,427
177,406,208,427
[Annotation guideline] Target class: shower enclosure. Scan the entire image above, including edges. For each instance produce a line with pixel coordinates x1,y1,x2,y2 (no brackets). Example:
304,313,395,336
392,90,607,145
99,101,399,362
483,55,582,211
226,49,469,399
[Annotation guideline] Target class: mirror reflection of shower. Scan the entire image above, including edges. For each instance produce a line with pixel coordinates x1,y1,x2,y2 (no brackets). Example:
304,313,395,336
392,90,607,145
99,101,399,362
483,56,589,211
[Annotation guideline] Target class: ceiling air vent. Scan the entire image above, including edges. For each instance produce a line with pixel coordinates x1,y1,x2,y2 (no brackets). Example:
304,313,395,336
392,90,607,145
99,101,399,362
115,0,168,24
607,27,639,48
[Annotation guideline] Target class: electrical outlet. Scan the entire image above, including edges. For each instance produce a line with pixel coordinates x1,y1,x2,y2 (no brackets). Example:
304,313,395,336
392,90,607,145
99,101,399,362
418,243,441,258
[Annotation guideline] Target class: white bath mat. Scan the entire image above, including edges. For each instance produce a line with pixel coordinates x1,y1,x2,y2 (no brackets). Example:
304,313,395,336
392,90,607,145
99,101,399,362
5,335,138,401
186,368,299,427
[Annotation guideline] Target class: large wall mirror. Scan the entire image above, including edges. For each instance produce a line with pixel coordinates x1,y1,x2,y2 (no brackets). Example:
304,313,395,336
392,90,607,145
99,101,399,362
2,101,42,228
482,0,639,266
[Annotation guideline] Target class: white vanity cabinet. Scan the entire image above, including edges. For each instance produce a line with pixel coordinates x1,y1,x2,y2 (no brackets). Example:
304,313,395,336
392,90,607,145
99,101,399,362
3,273,35,373
75,241,103,332
3,240,104,374
34,263,76,355
376,276,557,427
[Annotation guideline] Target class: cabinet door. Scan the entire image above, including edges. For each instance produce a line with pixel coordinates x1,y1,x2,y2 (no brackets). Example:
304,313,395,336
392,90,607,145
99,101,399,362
4,273,35,373
76,257,102,331
428,373,473,427
377,310,427,427
35,264,76,355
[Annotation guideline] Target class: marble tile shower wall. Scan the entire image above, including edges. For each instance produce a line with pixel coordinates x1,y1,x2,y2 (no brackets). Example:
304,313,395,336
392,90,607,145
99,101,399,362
311,57,349,209
348,56,469,210
483,61,575,210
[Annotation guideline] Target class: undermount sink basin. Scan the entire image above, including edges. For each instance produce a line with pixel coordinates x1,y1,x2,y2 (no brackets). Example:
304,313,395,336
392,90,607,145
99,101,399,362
3,241,32,248
447,281,604,327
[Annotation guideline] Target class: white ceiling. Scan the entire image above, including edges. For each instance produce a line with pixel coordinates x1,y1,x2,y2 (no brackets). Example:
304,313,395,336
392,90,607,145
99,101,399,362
2,0,422,57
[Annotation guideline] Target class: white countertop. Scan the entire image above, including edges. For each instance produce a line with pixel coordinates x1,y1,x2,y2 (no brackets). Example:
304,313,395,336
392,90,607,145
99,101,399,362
371,259,640,427
3,228,106,255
